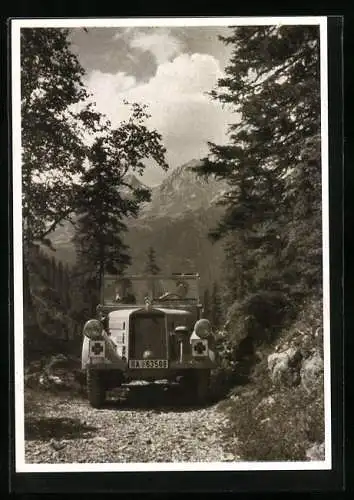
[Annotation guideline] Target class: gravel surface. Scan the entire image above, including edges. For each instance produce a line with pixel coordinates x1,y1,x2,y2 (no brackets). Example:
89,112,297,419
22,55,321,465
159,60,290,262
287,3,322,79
24,385,240,464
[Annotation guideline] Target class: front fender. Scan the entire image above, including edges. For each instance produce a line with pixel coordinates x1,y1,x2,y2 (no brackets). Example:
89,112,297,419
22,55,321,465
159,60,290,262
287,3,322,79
81,330,127,370
81,335,90,369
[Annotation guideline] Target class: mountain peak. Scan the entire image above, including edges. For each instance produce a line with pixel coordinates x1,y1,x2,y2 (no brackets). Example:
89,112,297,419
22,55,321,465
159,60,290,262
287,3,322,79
124,173,149,190
140,158,226,219
161,159,202,183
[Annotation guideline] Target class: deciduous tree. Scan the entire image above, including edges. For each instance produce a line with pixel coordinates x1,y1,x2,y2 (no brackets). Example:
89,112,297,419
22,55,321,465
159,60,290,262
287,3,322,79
74,102,168,293
21,28,104,247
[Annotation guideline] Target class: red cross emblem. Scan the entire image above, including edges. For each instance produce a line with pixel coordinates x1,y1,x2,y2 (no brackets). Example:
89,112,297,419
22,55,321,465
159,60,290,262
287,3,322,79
194,341,207,354
92,342,104,356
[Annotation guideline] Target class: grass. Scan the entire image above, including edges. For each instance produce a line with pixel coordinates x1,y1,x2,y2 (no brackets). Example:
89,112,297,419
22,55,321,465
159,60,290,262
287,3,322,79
220,378,324,461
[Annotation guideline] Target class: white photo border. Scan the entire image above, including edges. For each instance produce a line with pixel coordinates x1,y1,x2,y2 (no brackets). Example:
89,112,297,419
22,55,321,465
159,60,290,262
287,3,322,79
11,15,331,473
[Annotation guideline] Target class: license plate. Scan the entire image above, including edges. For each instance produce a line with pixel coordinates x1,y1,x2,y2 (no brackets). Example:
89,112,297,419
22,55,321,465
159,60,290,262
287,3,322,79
129,359,168,369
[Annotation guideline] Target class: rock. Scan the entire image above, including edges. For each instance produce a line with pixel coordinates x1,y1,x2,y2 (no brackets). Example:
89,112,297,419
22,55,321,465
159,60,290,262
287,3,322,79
49,439,66,451
258,395,275,408
268,347,302,387
39,374,49,387
25,373,40,389
260,417,271,425
306,441,325,461
47,375,64,385
92,436,108,442
254,350,263,362
241,388,258,398
300,350,324,393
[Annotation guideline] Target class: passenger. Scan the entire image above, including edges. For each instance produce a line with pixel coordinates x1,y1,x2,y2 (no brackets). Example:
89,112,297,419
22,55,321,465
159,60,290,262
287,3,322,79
121,291,136,304
176,281,188,298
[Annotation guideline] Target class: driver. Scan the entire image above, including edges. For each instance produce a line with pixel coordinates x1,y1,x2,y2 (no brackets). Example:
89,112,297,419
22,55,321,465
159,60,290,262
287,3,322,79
158,280,188,300
121,290,136,304
119,279,137,304
176,280,188,298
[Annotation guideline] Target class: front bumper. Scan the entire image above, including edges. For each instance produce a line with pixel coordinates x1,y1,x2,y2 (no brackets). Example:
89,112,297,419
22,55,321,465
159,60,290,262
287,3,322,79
85,357,217,374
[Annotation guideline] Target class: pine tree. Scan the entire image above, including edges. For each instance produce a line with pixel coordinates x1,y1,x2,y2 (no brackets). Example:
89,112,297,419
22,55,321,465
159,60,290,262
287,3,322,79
144,247,161,275
192,25,321,309
50,256,57,287
37,250,50,284
63,264,71,309
56,260,64,295
203,288,211,320
67,263,99,322
210,282,223,329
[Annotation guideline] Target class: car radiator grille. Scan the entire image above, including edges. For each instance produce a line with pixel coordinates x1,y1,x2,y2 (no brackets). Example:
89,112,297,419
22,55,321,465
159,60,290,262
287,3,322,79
129,313,167,359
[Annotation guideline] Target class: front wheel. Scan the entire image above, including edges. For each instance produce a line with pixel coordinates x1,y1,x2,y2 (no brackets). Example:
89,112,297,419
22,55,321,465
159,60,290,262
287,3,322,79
86,369,105,408
180,369,210,405
195,369,211,404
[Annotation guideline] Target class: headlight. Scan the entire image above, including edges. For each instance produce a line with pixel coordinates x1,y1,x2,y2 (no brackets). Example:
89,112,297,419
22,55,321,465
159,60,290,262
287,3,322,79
174,325,189,341
83,319,103,339
193,318,212,339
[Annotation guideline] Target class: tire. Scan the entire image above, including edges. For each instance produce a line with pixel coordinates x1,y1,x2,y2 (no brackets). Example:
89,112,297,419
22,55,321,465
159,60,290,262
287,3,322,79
87,369,105,408
180,369,210,406
195,369,211,404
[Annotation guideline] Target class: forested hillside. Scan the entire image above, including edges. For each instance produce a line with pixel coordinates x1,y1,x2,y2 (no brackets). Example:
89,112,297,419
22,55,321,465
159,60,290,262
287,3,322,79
44,160,227,294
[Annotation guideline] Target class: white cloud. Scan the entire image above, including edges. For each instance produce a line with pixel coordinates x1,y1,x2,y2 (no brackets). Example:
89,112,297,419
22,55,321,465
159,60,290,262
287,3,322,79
129,28,184,64
85,52,237,185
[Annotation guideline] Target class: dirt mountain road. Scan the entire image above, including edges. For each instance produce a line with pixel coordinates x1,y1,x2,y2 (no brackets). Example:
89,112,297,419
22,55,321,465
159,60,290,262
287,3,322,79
24,384,240,464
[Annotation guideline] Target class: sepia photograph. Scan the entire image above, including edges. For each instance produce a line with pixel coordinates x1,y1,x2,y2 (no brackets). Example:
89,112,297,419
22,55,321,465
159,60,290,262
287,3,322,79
11,16,333,474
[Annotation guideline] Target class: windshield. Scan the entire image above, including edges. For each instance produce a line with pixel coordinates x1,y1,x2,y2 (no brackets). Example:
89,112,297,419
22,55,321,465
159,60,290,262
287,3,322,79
102,275,200,305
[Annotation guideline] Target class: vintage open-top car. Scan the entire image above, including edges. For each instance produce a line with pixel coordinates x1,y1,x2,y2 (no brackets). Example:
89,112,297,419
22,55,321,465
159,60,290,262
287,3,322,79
81,273,218,407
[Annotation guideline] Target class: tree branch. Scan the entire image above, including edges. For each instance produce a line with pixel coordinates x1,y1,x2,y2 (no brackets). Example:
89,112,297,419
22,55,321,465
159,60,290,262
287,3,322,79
37,207,74,241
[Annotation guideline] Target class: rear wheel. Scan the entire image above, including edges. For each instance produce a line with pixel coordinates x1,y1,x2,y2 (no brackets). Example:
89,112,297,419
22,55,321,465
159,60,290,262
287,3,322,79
87,369,105,408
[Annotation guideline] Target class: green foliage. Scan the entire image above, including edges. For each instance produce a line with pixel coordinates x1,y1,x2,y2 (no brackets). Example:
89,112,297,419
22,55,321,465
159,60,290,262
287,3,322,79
24,247,82,360
21,28,107,354
21,29,170,354
210,282,223,329
222,382,324,461
217,294,325,462
202,288,211,319
21,28,105,246
144,246,161,275
192,25,322,355
73,102,168,293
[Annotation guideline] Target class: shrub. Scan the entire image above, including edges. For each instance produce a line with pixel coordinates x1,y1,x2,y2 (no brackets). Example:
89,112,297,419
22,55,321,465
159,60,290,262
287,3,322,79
223,383,325,461
219,296,325,462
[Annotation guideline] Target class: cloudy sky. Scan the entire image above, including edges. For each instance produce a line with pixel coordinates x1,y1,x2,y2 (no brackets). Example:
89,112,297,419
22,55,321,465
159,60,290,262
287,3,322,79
68,26,237,186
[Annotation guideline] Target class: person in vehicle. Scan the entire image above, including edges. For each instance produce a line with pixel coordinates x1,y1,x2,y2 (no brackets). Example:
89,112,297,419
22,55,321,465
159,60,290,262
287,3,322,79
121,291,136,304
115,279,136,304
